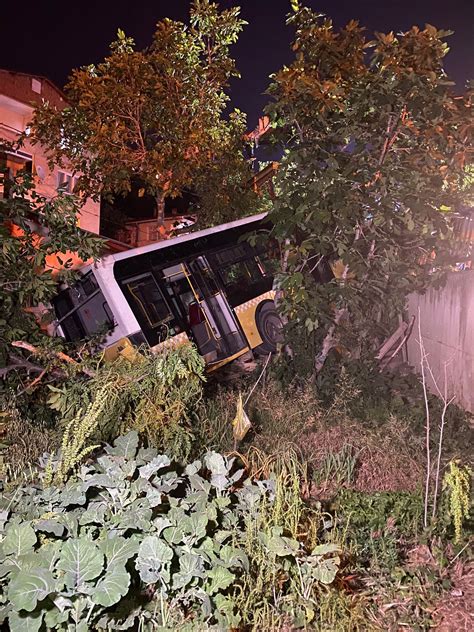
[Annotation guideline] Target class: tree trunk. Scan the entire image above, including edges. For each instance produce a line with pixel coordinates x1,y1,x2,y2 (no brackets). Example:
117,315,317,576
314,307,348,374
155,193,165,226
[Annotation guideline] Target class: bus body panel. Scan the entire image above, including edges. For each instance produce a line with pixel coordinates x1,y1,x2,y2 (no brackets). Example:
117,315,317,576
235,290,276,349
51,212,279,371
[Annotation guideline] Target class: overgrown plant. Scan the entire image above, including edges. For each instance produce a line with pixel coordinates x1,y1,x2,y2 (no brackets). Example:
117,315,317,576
0,433,342,631
44,383,112,486
442,460,472,543
47,345,206,462
266,3,472,373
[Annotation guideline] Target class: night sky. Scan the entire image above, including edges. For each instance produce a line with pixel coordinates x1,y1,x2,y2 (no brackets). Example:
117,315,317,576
1,0,472,128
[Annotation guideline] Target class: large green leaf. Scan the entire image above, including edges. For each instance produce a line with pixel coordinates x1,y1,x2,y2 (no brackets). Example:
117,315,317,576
219,544,249,571
2,523,37,557
207,566,235,595
34,520,65,537
162,525,184,545
60,486,87,507
310,556,340,585
311,543,341,556
8,568,56,611
106,431,139,458
183,513,208,540
138,455,170,480
99,536,139,569
265,533,299,557
8,609,43,632
173,552,205,589
57,537,104,587
92,566,130,607
136,536,173,584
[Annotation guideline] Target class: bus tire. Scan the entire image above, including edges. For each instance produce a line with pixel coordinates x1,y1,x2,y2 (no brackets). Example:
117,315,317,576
255,301,284,355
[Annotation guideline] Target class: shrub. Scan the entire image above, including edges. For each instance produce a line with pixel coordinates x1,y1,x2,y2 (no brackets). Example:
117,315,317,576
334,490,424,571
47,345,206,461
0,432,342,631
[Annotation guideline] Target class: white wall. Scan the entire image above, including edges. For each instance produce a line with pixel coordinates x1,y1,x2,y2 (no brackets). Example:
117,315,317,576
406,271,474,412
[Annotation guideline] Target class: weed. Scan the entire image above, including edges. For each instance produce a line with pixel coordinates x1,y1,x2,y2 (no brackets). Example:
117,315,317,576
0,404,59,487
442,460,472,543
47,345,205,462
315,444,358,491
334,490,424,571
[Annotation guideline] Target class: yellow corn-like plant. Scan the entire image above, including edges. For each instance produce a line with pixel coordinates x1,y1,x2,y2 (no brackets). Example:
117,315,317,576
442,460,472,543
45,382,115,486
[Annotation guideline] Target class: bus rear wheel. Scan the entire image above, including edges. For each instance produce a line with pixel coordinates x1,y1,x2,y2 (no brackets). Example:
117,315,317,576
255,301,284,354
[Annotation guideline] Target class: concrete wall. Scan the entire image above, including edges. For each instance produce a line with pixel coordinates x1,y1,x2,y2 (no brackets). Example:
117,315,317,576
406,271,474,413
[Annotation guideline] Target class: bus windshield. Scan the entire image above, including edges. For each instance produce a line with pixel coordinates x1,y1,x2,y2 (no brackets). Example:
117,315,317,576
52,272,114,341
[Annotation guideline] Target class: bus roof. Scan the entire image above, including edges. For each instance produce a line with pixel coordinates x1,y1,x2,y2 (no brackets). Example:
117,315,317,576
111,212,269,263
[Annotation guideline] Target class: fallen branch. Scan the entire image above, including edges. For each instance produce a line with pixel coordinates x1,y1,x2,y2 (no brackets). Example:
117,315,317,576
11,341,96,378
0,354,48,379
377,316,415,370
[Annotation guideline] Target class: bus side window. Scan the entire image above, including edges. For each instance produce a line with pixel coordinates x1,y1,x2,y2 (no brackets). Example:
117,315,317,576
126,276,172,328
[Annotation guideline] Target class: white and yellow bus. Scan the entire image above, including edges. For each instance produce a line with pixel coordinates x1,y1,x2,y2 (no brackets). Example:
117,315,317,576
52,213,284,370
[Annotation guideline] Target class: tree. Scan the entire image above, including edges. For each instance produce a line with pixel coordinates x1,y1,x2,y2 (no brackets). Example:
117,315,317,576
32,1,257,229
266,3,472,374
0,173,102,382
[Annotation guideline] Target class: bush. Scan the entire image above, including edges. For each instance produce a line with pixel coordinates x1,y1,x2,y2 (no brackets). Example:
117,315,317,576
47,345,206,462
334,490,424,570
0,433,342,631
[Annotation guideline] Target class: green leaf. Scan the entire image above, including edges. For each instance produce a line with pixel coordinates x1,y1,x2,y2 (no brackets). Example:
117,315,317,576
173,552,205,589
136,536,173,584
99,536,139,569
309,556,340,584
311,543,341,556
3,523,37,557
219,544,249,571
44,606,69,628
92,565,130,607
106,431,139,458
57,537,104,587
138,455,171,479
8,609,43,632
265,534,299,557
34,520,65,537
162,525,184,545
184,513,208,540
8,568,56,611
207,566,235,594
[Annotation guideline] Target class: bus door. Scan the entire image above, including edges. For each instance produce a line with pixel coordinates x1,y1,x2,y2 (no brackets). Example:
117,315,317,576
162,257,247,364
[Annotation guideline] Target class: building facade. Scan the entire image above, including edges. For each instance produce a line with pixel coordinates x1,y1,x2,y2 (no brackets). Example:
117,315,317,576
0,69,100,234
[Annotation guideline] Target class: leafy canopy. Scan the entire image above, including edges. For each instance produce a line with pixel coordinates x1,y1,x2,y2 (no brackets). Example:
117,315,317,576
32,1,257,223
0,175,102,367
266,5,472,367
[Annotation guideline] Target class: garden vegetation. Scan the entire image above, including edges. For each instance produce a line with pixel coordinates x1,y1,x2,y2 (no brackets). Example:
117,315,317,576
1,2,472,630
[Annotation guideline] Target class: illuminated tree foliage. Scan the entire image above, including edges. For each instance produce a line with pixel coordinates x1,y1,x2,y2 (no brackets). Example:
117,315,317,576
266,3,472,372
0,175,102,378
32,1,257,227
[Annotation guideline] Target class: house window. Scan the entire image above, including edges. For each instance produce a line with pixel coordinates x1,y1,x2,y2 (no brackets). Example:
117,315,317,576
57,171,77,194
0,151,33,199
31,78,42,94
